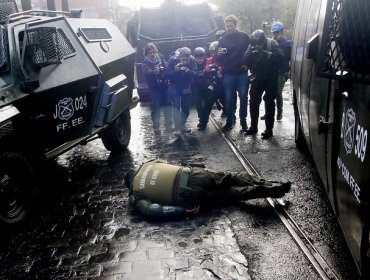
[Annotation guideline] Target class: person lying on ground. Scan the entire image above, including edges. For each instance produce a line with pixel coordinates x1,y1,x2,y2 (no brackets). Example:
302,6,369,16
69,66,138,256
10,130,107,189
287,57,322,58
125,159,291,220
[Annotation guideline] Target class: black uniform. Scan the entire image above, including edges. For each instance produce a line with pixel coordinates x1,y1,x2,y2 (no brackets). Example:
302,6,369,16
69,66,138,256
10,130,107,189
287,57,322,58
127,159,291,220
243,39,284,136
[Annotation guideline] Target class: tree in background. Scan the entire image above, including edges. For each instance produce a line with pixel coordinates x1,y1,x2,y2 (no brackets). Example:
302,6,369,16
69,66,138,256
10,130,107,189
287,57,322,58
210,0,297,36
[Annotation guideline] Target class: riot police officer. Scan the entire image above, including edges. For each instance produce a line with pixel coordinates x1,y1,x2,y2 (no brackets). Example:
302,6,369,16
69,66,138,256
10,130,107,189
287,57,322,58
243,30,284,139
126,159,291,220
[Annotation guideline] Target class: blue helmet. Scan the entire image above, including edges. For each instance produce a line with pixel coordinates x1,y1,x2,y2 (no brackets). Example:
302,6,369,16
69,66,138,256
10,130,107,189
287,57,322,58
271,21,284,33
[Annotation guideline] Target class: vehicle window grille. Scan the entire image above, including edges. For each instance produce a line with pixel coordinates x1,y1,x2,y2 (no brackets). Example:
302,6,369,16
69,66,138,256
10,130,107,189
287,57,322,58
0,0,18,22
139,5,214,40
25,27,76,68
139,9,177,40
0,25,9,72
320,0,370,84
176,5,214,36
80,28,112,42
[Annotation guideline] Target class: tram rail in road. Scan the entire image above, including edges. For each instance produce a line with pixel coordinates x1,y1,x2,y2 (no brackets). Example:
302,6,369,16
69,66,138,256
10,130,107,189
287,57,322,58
209,113,339,280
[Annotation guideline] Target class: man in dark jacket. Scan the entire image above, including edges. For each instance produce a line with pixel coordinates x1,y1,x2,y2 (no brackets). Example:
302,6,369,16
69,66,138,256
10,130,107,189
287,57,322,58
244,30,284,139
126,159,291,220
218,15,250,132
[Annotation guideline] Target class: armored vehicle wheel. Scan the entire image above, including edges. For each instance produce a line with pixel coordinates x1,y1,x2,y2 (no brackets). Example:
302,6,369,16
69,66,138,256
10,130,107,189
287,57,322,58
0,152,37,225
100,110,131,153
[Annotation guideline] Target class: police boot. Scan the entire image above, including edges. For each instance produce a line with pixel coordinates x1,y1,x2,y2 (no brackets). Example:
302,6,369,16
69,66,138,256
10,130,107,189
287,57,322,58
268,182,291,198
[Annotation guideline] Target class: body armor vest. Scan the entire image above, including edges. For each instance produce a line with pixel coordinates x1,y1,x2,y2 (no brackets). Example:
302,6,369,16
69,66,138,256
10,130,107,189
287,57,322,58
132,161,181,205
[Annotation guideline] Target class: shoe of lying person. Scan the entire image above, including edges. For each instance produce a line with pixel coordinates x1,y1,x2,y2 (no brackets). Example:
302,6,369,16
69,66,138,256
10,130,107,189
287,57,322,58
267,182,291,198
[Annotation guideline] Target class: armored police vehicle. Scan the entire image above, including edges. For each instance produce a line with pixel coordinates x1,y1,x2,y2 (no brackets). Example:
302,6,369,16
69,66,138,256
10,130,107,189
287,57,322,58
0,0,138,226
126,0,224,100
291,0,369,277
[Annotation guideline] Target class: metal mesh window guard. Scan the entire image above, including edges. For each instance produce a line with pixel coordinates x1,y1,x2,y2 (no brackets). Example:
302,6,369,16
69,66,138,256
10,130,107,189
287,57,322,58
0,0,18,22
0,25,9,71
140,9,177,40
177,6,214,36
139,5,214,40
25,27,76,68
320,0,370,84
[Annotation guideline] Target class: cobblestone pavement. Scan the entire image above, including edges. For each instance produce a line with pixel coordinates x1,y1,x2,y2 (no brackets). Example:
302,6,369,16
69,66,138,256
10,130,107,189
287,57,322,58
0,84,359,280
0,102,252,280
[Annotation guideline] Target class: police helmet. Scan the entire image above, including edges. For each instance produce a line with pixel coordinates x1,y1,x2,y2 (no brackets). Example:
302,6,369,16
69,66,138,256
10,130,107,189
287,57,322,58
179,47,191,58
271,21,284,33
209,41,219,51
193,47,206,58
250,29,267,46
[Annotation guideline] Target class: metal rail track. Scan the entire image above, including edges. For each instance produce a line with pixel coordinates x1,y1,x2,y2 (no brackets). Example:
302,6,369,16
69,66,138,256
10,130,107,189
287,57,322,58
209,114,339,280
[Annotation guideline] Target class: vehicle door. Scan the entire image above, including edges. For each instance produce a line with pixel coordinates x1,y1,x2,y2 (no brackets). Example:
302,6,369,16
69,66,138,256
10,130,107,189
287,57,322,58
319,0,370,273
11,17,101,148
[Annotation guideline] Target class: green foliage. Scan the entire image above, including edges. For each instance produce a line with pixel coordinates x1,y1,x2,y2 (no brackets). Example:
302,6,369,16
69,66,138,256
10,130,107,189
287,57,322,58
210,0,297,36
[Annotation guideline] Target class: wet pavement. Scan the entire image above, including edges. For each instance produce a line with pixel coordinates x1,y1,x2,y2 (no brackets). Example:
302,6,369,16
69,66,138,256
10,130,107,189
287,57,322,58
0,83,359,279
